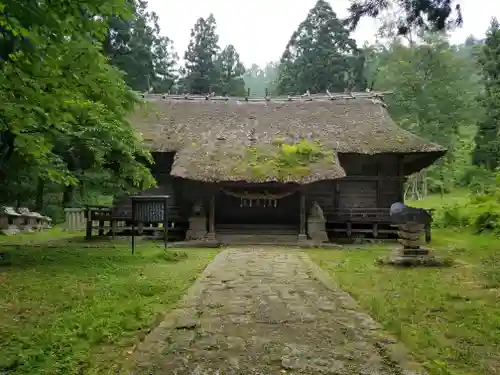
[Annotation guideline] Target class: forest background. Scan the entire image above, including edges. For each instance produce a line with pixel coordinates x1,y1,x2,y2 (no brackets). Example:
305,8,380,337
0,0,498,232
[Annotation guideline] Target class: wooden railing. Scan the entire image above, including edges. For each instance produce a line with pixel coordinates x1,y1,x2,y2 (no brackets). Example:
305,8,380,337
64,204,182,240
328,208,392,223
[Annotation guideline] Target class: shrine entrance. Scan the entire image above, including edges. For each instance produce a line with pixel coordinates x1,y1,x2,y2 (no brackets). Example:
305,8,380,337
214,185,301,227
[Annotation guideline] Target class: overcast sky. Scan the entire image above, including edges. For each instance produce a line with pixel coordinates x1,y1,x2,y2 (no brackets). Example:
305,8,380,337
147,0,499,67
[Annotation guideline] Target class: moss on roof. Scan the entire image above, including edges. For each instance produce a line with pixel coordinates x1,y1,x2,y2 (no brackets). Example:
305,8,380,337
130,95,446,183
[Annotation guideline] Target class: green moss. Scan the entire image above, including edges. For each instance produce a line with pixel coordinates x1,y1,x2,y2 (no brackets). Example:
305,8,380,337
235,138,334,179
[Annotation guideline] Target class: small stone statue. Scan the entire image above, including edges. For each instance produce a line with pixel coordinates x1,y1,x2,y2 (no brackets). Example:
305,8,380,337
390,202,406,217
309,201,325,221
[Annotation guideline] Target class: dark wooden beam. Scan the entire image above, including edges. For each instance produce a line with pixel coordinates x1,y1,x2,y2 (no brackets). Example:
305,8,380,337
299,193,306,235
397,156,405,202
208,194,216,238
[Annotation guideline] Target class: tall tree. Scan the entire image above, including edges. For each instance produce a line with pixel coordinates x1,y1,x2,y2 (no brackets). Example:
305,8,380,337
374,34,479,148
472,18,500,170
371,34,481,193
217,45,246,96
183,14,221,94
104,0,178,93
276,0,364,94
243,62,280,96
0,0,154,207
347,0,463,35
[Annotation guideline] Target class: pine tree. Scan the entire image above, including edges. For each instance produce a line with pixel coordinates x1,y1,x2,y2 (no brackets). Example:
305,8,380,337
104,0,177,93
347,0,463,35
277,0,364,94
472,18,500,170
217,45,246,96
184,14,221,94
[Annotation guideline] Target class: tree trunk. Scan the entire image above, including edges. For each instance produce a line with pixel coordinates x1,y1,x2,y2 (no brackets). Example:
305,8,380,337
62,185,74,207
35,178,44,211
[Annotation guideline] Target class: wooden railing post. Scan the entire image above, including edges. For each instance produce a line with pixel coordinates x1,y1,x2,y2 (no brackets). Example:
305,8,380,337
298,192,308,243
206,195,216,241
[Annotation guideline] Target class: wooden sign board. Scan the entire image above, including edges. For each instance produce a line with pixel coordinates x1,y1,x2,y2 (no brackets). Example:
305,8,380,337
131,195,170,254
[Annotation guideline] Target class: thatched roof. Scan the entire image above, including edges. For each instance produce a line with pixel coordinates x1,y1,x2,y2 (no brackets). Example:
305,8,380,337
130,93,446,183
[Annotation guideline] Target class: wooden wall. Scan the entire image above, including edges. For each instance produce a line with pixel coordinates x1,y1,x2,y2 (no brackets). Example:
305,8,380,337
112,151,405,225
305,153,404,219
214,188,300,226
112,152,187,221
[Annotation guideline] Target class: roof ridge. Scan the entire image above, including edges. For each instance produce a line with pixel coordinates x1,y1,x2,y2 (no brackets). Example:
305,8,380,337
138,90,393,103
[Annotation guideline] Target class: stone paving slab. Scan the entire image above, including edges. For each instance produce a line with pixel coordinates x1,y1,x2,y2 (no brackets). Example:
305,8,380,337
123,247,424,375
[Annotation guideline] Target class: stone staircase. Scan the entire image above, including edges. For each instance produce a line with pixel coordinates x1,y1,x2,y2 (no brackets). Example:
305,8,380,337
215,224,300,245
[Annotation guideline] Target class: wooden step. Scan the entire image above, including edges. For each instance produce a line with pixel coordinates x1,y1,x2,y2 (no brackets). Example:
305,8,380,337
216,224,298,234
215,224,299,245
216,233,299,245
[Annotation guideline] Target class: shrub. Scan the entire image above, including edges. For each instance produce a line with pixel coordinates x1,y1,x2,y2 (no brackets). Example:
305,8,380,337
159,250,188,263
432,191,500,235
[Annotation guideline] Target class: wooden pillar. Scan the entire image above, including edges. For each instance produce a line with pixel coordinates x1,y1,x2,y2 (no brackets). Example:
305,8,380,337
376,178,381,207
425,224,431,243
85,208,92,240
397,155,405,202
334,182,340,209
299,194,306,235
298,192,307,242
206,194,216,240
209,195,215,233
375,156,381,208
98,220,104,236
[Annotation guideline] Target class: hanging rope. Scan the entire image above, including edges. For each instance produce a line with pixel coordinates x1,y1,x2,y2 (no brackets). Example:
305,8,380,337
220,188,299,208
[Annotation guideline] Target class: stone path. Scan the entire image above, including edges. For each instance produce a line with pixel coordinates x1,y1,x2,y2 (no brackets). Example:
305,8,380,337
123,248,423,375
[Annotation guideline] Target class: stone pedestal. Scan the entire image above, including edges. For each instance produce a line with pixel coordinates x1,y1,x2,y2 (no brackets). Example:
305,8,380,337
297,233,308,243
390,246,430,263
379,222,450,267
397,223,425,248
205,231,217,241
186,216,207,240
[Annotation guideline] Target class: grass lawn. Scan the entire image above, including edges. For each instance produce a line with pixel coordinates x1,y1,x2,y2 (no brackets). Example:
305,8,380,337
0,230,218,375
407,189,471,210
309,229,500,375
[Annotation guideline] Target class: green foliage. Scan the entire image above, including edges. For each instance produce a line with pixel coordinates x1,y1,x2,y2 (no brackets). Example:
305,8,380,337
182,14,221,94
159,250,189,263
374,34,480,149
473,18,500,170
216,44,246,96
236,138,334,180
0,0,155,213
370,33,483,193
243,62,279,96
277,0,365,94
104,0,178,93
346,0,463,35
416,182,500,236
